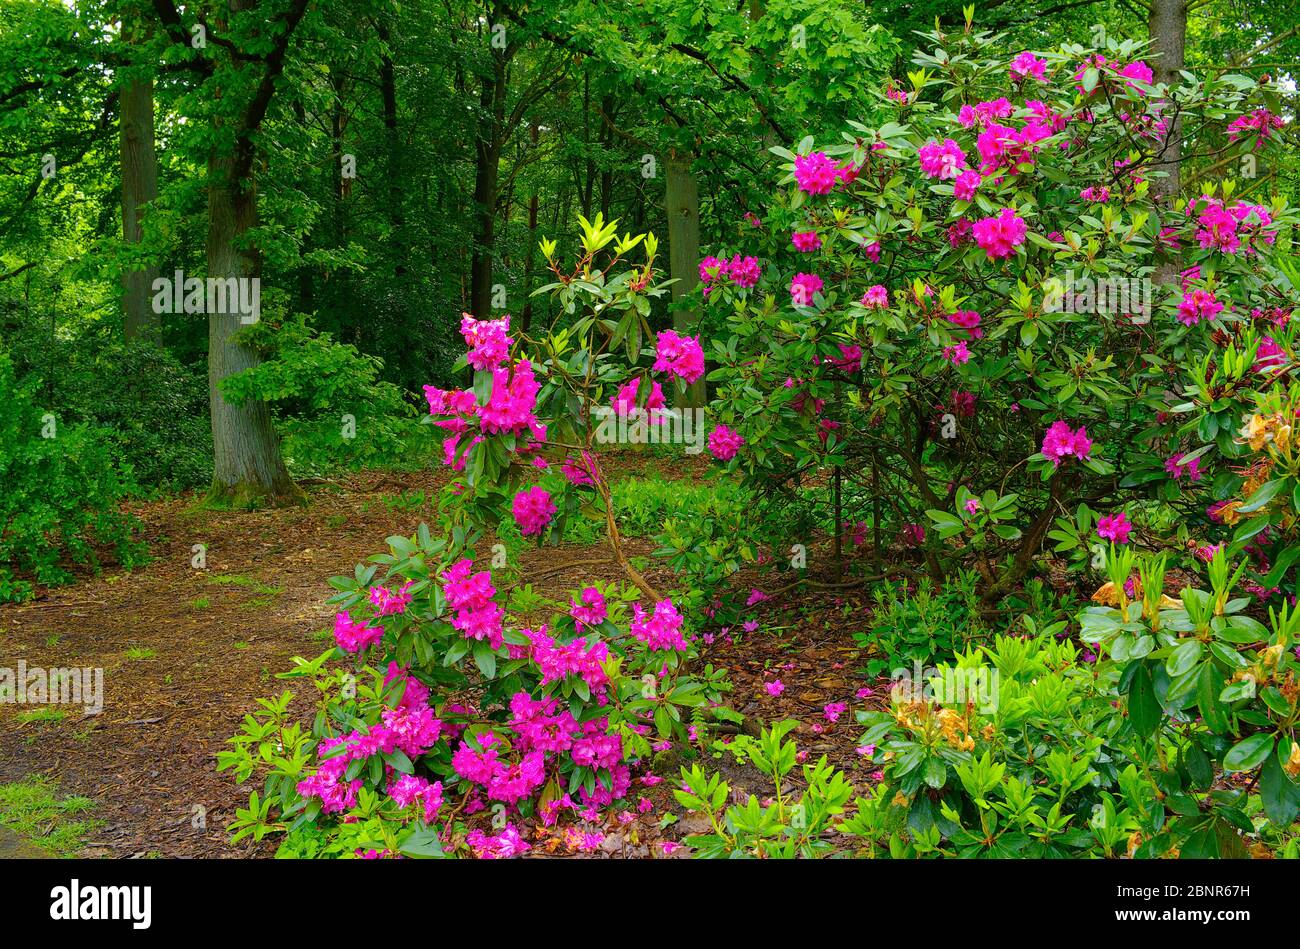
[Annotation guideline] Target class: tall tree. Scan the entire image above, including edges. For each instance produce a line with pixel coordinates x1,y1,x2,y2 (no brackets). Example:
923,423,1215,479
149,0,311,505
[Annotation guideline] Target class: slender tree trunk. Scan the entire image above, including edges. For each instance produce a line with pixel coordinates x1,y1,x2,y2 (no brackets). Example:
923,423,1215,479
120,20,160,341
1149,0,1187,286
470,48,505,317
665,153,705,406
379,41,406,277
470,140,500,317
599,95,614,217
206,150,302,506
521,122,541,332
581,70,595,217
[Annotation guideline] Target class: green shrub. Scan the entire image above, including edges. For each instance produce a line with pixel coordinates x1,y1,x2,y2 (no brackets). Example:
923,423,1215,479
60,339,212,491
220,314,436,476
855,571,987,674
0,352,145,601
851,554,1300,858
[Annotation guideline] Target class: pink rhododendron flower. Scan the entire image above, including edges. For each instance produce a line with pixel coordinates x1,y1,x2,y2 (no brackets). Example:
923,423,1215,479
388,774,444,823
824,702,847,723
383,662,429,710
953,170,981,201
1119,60,1153,85
793,151,837,195
976,121,1050,176
1177,289,1224,326
369,581,413,616
525,624,610,693
791,230,822,252
831,343,863,373
964,497,981,515
948,389,977,417
466,823,531,859
971,208,1028,259
727,254,762,288
1253,336,1286,373
570,586,607,631
699,253,762,292
334,612,383,653
1096,511,1132,544
790,272,823,306
630,599,689,651
1227,108,1285,146
442,558,504,650
1196,543,1223,563
834,161,860,185
1026,99,1068,134
708,424,744,461
653,330,706,384
860,284,889,308
561,451,599,487
943,341,971,365
958,97,1014,128
478,359,543,437
1165,452,1202,482
917,138,967,180
460,312,512,370
765,680,785,697
612,376,667,421
947,309,982,338
512,486,556,536
1010,51,1047,81
1041,421,1093,466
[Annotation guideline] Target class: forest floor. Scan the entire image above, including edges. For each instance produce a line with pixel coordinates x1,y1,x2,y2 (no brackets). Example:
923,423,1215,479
0,455,891,858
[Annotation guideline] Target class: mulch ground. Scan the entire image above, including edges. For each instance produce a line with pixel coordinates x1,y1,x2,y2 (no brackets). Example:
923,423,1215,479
0,456,891,858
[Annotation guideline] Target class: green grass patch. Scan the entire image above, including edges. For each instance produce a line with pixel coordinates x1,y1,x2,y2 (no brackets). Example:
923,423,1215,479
15,708,66,725
0,777,100,857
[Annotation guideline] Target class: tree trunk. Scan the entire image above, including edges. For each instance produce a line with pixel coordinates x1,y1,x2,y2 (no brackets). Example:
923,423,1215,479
206,150,302,506
379,40,406,277
470,50,504,318
521,122,541,332
120,22,160,341
1149,0,1187,286
470,140,500,317
665,153,705,406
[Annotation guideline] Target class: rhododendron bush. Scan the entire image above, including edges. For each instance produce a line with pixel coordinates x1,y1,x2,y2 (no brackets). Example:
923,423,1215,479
217,217,749,857
699,25,1297,607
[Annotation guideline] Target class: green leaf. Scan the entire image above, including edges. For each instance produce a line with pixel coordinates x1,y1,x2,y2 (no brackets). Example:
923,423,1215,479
1260,751,1300,827
1237,479,1282,514
472,641,497,678
1127,663,1161,737
1166,641,1201,678
1222,733,1273,772
1196,664,1230,734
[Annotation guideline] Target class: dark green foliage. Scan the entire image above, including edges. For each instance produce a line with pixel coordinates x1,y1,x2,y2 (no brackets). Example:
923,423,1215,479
220,315,437,476
0,352,145,602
